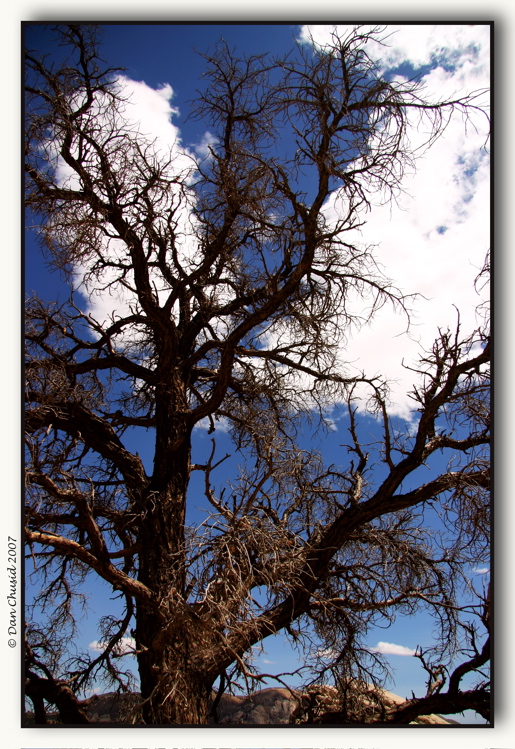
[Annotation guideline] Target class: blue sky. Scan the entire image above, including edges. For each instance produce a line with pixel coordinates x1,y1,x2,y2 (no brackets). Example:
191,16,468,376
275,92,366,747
24,21,490,727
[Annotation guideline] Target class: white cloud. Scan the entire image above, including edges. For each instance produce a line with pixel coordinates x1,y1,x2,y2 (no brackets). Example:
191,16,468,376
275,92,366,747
314,647,339,660
299,24,490,83
193,130,218,160
118,78,178,144
370,641,416,656
194,415,231,433
61,80,241,350
299,24,490,418
325,418,338,432
89,636,136,655
52,75,202,338
472,567,490,575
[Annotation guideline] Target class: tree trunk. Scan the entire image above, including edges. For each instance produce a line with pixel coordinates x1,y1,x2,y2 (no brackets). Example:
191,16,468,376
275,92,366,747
134,379,214,724
135,608,212,723
139,381,192,592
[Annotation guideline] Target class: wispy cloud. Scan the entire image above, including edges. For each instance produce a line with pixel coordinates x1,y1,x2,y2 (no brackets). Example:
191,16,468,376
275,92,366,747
472,567,490,575
194,415,231,433
193,130,218,160
370,641,416,656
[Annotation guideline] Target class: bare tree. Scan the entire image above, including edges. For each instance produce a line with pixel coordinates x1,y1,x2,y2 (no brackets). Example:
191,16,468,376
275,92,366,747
25,24,490,724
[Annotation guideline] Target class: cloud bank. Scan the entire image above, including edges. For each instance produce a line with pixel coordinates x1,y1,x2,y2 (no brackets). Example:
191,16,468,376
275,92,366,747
299,24,490,418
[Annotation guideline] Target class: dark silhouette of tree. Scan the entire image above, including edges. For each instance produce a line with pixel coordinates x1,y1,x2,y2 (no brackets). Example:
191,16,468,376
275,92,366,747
25,24,490,724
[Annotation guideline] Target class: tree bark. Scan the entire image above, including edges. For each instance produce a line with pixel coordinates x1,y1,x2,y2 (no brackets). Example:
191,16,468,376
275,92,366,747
135,608,212,724
133,376,215,723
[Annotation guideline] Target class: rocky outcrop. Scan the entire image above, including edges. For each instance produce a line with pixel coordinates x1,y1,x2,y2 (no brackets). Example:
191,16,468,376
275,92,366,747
211,685,459,725
26,684,460,725
212,687,297,724
81,691,142,723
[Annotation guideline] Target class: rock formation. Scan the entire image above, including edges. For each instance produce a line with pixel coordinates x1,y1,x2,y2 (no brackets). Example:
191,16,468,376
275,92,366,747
26,684,460,725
